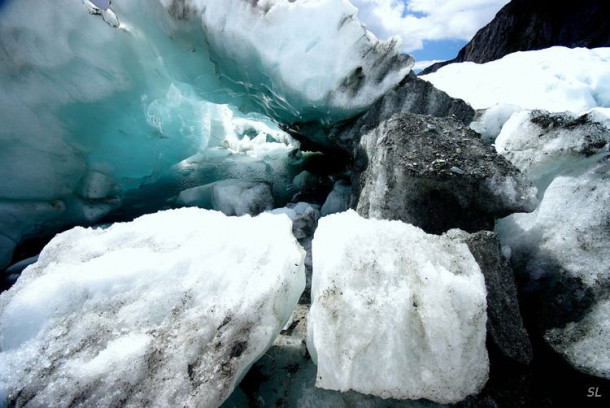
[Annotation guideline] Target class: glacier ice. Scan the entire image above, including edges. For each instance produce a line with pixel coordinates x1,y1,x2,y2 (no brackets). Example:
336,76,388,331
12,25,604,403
470,103,522,144
422,47,610,113
496,162,609,288
0,208,305,406
307,210,488,403
170,0,414,123
0,0,414,269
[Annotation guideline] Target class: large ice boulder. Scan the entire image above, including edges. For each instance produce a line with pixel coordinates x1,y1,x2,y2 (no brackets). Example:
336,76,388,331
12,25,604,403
307,211,489,404
497,161,610,377
545,299,610,380
0,208,305,406
353,113,538,234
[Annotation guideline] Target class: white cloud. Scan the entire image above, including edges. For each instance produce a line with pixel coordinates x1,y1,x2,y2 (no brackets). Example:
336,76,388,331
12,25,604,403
350,0,511,52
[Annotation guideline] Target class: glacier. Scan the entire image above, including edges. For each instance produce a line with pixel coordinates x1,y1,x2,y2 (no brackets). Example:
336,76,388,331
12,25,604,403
0,0,412,269
3,0,610,405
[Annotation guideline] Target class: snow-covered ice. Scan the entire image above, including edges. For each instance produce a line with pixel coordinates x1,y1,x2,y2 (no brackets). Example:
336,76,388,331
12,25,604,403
422,47,610,113
0,208,305,407
470,104,522,144
308,211,488,403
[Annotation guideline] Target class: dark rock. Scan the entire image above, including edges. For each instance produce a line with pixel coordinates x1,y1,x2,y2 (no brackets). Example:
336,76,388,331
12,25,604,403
284,72,474,154
352,113,538,234
330,72,475,152
421,0,610,75
451,230,533,365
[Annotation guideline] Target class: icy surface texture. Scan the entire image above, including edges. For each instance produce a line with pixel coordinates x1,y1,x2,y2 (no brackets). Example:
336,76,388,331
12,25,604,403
168,0,413,123
0,208,305,406
470,104,522,144
308,211,489,403
0,0,303,267
422,47,610,112
0,0,415,268
354,113,538,234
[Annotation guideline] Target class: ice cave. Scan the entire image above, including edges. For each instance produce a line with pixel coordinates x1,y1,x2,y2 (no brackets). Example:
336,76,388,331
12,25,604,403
1,0,609,407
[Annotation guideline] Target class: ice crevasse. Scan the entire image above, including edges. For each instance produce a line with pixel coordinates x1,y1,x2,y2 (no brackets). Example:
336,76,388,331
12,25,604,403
0,0,413,268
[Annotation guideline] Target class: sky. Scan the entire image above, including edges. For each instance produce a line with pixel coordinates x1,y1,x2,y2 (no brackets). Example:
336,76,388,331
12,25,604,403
350,0,511,68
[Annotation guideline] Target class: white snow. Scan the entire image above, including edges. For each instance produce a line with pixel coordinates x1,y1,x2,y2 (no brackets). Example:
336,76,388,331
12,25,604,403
0,208,305,407
422,47,610,113
308,210,488,404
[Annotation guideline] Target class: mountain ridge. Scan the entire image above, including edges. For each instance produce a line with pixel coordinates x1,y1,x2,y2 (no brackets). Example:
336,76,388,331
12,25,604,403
420,0,610,75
